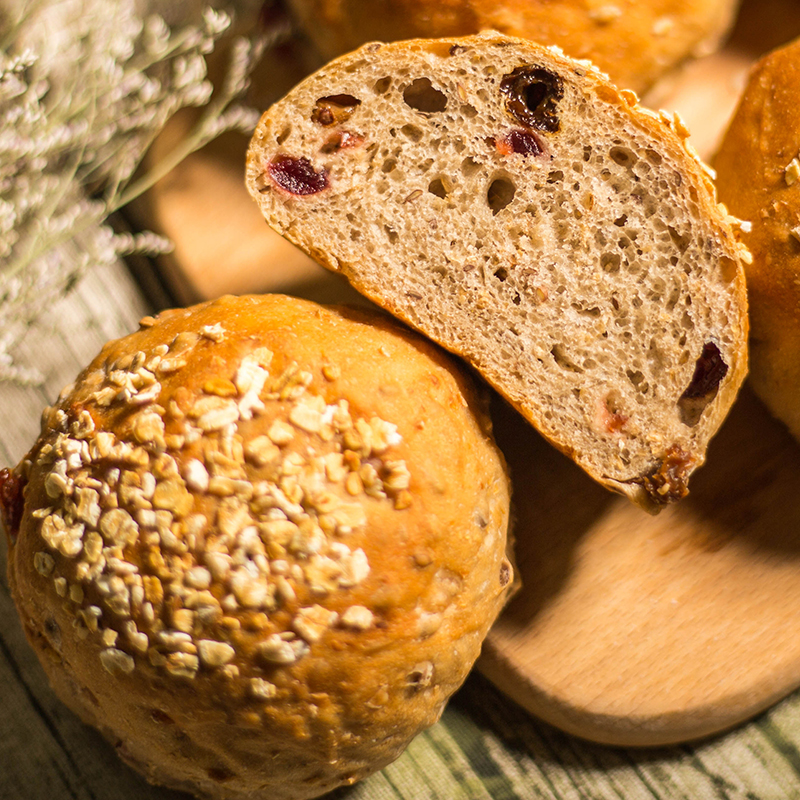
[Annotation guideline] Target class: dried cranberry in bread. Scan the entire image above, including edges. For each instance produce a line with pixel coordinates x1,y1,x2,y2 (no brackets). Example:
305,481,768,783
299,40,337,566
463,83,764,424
245,33,749,512
284,0,741,95
715,37,800,444
4,294,513,800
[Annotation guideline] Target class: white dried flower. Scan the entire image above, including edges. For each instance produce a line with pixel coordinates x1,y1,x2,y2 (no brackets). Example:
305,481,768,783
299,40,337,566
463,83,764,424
0,0,288,383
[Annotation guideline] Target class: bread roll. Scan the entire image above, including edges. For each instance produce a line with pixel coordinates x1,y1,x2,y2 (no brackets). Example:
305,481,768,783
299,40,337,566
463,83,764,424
283,0,741,94
2,293,513,800
715,37,800,443
245,33,749,511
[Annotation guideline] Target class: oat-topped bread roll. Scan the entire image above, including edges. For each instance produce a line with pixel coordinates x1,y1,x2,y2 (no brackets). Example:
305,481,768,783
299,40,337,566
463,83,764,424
245,33,749,511
715,37,800,443
2,294,513,800
284,0,741,94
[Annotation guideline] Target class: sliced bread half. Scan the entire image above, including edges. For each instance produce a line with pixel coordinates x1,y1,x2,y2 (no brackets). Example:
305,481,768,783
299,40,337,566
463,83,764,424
246,32,749,511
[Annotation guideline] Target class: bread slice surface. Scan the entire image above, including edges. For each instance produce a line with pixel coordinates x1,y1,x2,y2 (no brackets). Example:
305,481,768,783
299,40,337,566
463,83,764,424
246,32,749,511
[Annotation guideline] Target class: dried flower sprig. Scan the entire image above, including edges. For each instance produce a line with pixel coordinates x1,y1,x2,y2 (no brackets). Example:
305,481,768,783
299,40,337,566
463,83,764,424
0,0,283,383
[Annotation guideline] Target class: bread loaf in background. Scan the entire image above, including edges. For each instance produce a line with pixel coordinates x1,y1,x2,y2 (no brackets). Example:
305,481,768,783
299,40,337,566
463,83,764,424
3,294,514,800
284,0,741,95
715,36,800,444
246,32,750,512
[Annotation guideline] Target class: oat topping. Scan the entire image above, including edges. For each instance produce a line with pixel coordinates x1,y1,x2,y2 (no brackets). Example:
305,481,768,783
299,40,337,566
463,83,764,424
651,16,675,36
588,5,622,24
28,327,413,692
786,155,800,186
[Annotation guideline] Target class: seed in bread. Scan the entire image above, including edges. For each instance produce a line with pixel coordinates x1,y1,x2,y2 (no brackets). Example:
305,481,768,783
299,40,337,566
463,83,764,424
3,293,514,800
715,36,800,444
245,32,750,512
283,0,741,95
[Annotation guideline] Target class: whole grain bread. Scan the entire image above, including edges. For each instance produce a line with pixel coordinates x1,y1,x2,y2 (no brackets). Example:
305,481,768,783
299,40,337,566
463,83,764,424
715,36,800,444
246,32,750,511
4,294,514,800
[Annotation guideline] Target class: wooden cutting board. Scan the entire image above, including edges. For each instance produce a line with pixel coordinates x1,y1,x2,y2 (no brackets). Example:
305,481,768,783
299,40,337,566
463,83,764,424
480,388,800,747
130,0,800,747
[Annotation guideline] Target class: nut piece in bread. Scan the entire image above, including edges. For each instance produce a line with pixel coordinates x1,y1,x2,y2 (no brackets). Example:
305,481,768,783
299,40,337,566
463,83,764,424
283,0,741,95
245,33,749,512
3,294,514,800
715,36,800,443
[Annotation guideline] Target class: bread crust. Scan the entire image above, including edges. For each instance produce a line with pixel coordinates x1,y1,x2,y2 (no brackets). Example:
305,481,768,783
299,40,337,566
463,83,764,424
715,37,800,443
5,294,513,800
284,0,740,94
246,33,749,511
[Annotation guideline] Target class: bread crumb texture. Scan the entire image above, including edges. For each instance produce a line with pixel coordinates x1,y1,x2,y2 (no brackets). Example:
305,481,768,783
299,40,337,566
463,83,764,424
246,32,749,510
6,294,513,800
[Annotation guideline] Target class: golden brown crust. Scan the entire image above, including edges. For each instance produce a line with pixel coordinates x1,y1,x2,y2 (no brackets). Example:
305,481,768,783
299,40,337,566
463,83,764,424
715,37,800,443
6,294,513,800
284,0,740,94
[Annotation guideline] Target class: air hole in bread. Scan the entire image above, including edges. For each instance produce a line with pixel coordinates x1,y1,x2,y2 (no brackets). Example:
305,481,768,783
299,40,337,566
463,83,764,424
614,214,628,227
373,76,392,94
610,145,637,168
401,124,423,143
276,125,291,145
402,78,447,113
573,304,601,317
428,178,449,198
627,369,646,388
668,225,691,252
487,177,515,214
151,708,175,725
494,267,508,282
601,252,621,273
461,157,481,177
384,225,399,244
645,148,663,165
551,344,583,373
